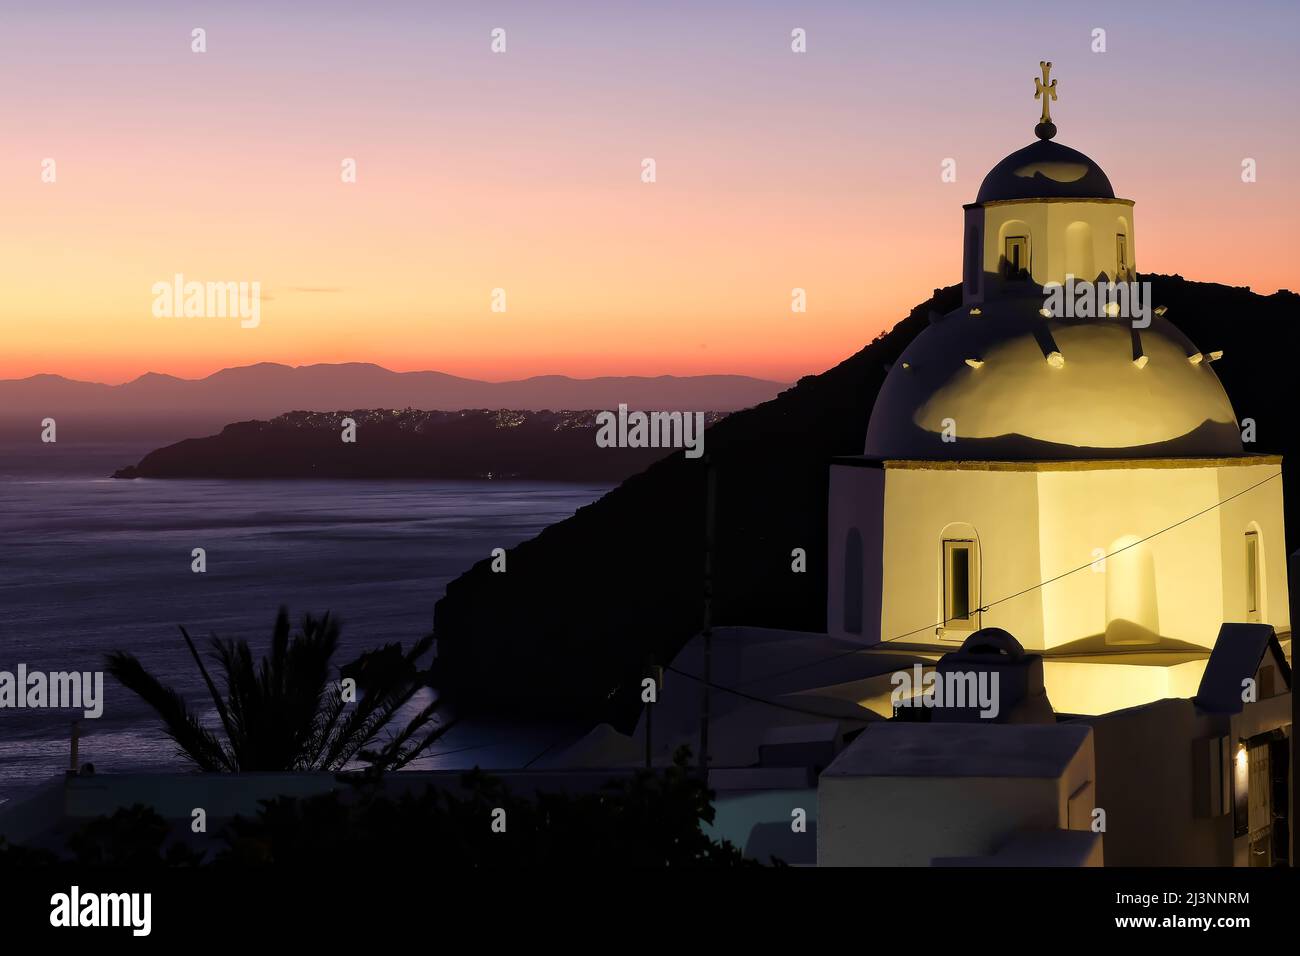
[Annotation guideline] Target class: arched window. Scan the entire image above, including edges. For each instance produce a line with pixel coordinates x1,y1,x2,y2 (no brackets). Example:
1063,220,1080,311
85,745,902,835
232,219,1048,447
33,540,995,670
1002,235,1030,281
997,219,1031,282
1114,215,1132,281
1245,528,1262,623
844,528,863,635
942,538,978,632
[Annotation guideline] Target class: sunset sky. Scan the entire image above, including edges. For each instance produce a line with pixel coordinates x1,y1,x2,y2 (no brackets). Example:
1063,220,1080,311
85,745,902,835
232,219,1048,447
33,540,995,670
1,0,1296,385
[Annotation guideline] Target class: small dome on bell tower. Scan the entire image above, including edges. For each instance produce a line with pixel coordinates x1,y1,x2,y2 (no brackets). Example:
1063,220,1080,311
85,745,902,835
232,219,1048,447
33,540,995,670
960,62,1137,304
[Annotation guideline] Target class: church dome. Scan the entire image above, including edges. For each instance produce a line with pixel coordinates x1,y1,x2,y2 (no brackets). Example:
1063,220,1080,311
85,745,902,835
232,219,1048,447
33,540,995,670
975,139,1115,204
864,304,1242,461
869,62,1242,462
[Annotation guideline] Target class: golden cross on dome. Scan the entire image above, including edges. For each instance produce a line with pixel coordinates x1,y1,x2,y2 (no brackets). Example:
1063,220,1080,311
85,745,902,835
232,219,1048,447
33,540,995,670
1034,61,1058,139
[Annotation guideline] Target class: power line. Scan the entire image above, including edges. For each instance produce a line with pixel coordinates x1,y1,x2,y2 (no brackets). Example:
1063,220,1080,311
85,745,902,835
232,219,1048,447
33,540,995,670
522,731,570,769
726,468,1282,689
420,741,502,761
664,663,876,722
418,730,572,769
959,469,1280,620
579,468,1279,743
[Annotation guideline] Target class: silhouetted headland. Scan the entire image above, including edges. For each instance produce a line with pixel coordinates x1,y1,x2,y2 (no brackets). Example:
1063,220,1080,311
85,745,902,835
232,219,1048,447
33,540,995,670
112,409,727,481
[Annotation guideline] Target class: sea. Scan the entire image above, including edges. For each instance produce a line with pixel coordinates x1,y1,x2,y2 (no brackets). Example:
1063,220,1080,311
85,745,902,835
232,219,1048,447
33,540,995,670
0,440,607,804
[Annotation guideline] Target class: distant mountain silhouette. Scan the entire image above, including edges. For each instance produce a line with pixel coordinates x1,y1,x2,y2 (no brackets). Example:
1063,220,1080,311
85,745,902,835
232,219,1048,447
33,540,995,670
0,362,784,442
431,277,1300,728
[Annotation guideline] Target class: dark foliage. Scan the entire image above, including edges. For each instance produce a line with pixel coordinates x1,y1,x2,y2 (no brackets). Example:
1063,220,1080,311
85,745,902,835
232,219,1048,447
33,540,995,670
0,838,58,866
65,805,205,867
215,748,760,867
0,805,201,868
1,750,765,868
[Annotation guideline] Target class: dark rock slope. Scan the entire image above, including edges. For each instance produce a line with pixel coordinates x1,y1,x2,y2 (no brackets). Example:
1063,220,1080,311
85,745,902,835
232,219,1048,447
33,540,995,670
432,278,1299,729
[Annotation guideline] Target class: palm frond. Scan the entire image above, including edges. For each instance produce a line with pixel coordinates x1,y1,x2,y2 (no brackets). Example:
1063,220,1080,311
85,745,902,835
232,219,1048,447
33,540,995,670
178,625,235,745
105,651,233,771
110,610,443,775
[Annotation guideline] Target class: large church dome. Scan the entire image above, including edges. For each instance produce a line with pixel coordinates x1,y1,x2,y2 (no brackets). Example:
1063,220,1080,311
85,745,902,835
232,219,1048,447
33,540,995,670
976,139,1115,204
863,304,1242,460
865,60,1242,462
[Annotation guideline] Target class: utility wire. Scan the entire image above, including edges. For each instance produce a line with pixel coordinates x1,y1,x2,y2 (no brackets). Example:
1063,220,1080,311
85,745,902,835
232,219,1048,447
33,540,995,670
420,741,503,761
416,730,572,769
957,469,1280,621
715,468,1282,694
522,731,571,769
427,470,1283,755
664,663,876,722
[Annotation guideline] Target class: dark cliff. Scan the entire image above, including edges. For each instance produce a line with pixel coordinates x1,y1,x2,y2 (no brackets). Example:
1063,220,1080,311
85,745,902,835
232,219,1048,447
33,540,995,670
431,278,1299,729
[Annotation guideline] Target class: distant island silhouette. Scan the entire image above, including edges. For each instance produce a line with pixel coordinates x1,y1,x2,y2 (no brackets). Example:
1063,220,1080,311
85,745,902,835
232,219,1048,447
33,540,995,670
0,363,784,443
112,409,727,482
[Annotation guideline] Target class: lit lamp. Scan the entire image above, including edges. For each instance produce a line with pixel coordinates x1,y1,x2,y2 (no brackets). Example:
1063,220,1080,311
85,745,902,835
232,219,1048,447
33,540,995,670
1233,741,1250,838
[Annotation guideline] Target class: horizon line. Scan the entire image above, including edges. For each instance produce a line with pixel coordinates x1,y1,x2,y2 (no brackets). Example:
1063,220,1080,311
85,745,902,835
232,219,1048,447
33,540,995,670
1,360,794,389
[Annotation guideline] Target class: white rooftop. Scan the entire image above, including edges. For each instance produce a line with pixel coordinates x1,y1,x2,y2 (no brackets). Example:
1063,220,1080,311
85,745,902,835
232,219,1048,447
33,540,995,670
822,721,1091,779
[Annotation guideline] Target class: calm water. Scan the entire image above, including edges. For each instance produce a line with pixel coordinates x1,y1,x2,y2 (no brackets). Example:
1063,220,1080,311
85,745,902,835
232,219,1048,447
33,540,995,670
0,442,606,802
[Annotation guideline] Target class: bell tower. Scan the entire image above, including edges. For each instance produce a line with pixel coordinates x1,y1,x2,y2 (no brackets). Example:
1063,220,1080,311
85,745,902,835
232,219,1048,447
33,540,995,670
961,62,1136,306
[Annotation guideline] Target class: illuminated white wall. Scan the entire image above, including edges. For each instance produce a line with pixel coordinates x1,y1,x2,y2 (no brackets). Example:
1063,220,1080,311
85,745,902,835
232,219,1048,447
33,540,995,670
1036,465,1225,647
830,458,1290,652
818,723,1096,866
1218,465,1288,629
876,464,1043,647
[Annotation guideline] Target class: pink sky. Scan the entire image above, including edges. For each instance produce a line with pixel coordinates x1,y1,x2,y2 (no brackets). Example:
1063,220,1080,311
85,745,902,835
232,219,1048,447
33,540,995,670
1,0,1296,384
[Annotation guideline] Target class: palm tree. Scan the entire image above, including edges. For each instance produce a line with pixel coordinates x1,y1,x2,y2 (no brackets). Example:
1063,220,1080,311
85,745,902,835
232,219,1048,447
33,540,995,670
106,608,455,773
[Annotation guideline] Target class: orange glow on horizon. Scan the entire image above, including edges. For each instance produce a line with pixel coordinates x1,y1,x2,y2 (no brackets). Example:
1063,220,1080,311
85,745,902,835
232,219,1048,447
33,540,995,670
1,4,1296,386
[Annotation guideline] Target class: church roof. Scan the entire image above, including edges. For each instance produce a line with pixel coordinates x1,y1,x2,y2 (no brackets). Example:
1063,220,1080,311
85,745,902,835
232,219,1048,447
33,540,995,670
975,139,1115,204
1194,623,1292,714
823,721,1091,779
864,304,1243,461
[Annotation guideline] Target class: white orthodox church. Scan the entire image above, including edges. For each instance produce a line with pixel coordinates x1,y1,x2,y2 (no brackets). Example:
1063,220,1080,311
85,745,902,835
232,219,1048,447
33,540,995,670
544,64,1292,867
827,64,1288,715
